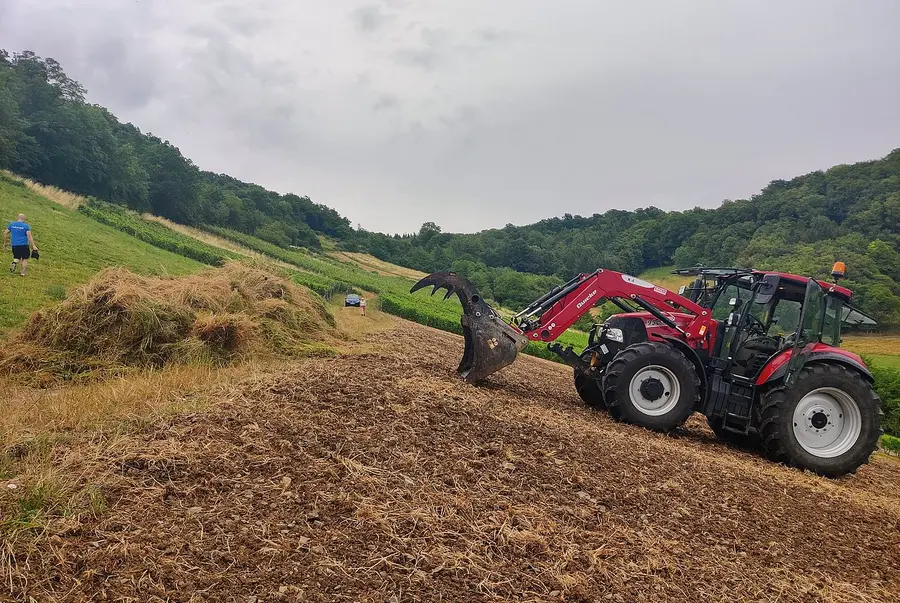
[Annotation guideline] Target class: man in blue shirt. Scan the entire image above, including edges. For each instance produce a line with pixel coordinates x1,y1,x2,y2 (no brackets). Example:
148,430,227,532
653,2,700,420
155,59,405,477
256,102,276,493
4,214,39,276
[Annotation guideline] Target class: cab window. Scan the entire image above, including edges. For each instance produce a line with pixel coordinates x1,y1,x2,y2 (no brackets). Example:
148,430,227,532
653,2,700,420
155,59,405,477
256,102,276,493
822,296,843,346
768,299,801,336
711,283,752,320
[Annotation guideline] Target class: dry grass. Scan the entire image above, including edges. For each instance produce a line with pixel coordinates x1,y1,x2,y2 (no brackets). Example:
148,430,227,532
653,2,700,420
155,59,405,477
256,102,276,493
329,251,429,280
141,215,320,274
1,365,222,440
843,335,900,356
1,320,897,601
142,213,256,257
0,361,267,594
1,171,89,210
0,262,339,384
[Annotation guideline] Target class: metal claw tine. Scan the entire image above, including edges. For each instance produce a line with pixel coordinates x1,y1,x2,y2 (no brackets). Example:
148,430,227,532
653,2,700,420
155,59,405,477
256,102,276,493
443,289,455,301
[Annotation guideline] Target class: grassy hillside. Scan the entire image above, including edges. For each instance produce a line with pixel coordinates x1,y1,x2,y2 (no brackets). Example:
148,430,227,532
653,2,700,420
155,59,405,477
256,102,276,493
0,175,203,333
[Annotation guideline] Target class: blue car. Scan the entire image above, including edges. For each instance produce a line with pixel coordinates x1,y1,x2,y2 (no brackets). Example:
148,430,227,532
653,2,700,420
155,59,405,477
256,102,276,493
344,293,361,307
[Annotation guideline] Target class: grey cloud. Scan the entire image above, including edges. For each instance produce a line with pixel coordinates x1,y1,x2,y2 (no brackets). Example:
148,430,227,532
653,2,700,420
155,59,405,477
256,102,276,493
350,4,391,33
475,28,515,43
373,94,400,111
392,27,451,70
392,47,441,71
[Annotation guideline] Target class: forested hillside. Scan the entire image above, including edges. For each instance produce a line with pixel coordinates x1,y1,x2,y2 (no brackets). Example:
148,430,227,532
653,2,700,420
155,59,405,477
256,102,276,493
2,49,900,324
0,51,350,250
352,151,900,324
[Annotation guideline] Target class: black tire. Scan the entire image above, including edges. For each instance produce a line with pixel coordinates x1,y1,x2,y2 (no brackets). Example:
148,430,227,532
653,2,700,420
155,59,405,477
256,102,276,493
574,351,606,410
602,341,700,432
706,417,761,450
758,363,883,477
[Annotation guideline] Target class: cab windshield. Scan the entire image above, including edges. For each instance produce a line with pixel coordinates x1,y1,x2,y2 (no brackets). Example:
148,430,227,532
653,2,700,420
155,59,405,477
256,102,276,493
710,278,802,336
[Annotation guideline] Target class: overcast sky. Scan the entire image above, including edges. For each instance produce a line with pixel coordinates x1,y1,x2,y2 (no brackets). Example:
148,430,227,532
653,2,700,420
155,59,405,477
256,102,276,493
2,1,899,234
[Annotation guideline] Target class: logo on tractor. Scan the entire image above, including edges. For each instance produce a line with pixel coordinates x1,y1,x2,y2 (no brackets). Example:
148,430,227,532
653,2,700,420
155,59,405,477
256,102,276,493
622,274,655,288
576,289,598,309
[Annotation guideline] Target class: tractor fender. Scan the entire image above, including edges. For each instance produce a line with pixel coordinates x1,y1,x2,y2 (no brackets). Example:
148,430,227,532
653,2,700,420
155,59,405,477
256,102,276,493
652,334,708,407
757,349,874,386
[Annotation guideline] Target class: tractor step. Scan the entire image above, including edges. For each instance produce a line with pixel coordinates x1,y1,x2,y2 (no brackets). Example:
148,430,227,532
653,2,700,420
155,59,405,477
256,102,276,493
704,373,756,433
722,412,752,435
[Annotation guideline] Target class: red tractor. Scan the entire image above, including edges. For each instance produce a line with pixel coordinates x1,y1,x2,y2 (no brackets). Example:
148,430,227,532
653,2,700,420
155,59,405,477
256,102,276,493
411,264,883,477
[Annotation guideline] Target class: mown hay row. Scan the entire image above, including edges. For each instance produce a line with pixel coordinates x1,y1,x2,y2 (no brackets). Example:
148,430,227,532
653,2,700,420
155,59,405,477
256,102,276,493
0,262,339,384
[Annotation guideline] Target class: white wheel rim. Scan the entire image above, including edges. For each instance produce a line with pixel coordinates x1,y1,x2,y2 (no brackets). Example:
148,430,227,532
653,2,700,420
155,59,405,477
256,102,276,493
627,365,680,416
791,387,862,458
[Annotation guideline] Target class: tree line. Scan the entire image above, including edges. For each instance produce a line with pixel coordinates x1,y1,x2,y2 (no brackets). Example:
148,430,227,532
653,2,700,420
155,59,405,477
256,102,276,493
350,151,900,325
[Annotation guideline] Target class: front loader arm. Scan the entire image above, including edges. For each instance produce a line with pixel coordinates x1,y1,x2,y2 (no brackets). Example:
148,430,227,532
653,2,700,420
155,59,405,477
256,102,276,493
513,270,708,344
411,268,709,383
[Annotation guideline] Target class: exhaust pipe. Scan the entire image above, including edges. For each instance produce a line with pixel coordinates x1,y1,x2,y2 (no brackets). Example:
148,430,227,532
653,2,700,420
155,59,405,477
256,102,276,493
410,272,529,383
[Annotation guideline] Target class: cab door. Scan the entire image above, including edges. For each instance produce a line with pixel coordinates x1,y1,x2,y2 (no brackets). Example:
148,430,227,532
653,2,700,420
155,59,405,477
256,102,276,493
785,279,826,386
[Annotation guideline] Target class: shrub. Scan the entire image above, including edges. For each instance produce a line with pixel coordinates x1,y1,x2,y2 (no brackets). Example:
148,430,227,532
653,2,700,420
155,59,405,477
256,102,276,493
882,434,900,454
863,355,900,437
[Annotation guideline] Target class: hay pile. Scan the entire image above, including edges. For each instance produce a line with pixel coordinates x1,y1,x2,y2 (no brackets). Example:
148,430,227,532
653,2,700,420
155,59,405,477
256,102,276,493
0,263,337,382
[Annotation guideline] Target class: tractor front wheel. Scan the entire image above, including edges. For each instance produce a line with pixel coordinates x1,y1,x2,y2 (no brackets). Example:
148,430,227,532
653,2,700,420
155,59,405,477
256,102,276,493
758,363,883,477
574,350,606,409
602,342,699,432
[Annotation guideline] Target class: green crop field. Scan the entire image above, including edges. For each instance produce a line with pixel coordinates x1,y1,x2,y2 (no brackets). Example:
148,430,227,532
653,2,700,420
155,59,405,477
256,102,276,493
0,176,203,333
79,199,240,266
869,354,900,370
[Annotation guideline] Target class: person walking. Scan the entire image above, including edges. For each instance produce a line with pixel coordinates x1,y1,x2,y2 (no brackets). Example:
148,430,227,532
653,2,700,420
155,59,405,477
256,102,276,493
360,297,367,317
4,214,39,276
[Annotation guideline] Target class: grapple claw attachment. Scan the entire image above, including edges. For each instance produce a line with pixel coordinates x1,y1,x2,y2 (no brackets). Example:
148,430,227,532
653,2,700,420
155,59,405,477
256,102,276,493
411,272,529,383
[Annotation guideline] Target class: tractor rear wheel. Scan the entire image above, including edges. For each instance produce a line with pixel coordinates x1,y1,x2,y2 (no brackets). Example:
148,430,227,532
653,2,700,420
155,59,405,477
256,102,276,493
758,363,883,477
574,350,606,409
602,342,699,432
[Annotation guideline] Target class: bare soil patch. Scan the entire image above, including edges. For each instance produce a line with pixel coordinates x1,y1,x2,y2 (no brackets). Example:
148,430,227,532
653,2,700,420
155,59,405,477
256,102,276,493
4,321,899,602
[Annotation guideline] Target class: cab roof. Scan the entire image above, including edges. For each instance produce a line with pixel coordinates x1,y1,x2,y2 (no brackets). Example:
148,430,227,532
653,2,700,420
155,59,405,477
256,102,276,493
754,270,853,299
672,267,853,299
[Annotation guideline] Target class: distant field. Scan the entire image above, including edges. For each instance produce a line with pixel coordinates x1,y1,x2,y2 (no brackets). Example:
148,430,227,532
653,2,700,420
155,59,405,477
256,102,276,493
329,251,428,280
842,335,900,357
638,266,694,292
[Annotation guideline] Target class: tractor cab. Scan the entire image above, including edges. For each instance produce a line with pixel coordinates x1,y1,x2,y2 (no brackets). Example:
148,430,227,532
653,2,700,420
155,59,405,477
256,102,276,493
693,267,875,382
674,265,879,446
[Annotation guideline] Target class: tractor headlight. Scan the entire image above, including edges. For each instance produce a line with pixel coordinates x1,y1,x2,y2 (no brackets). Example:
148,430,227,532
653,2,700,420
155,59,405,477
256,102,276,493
604,327,624,343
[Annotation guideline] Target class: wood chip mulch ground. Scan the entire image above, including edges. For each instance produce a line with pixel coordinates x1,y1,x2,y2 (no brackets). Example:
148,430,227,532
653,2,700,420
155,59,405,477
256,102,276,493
8,322,900,602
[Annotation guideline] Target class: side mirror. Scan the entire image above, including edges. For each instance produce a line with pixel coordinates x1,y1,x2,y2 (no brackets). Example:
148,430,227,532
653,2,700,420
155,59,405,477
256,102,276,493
729,297,742,308
678,285,686,295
